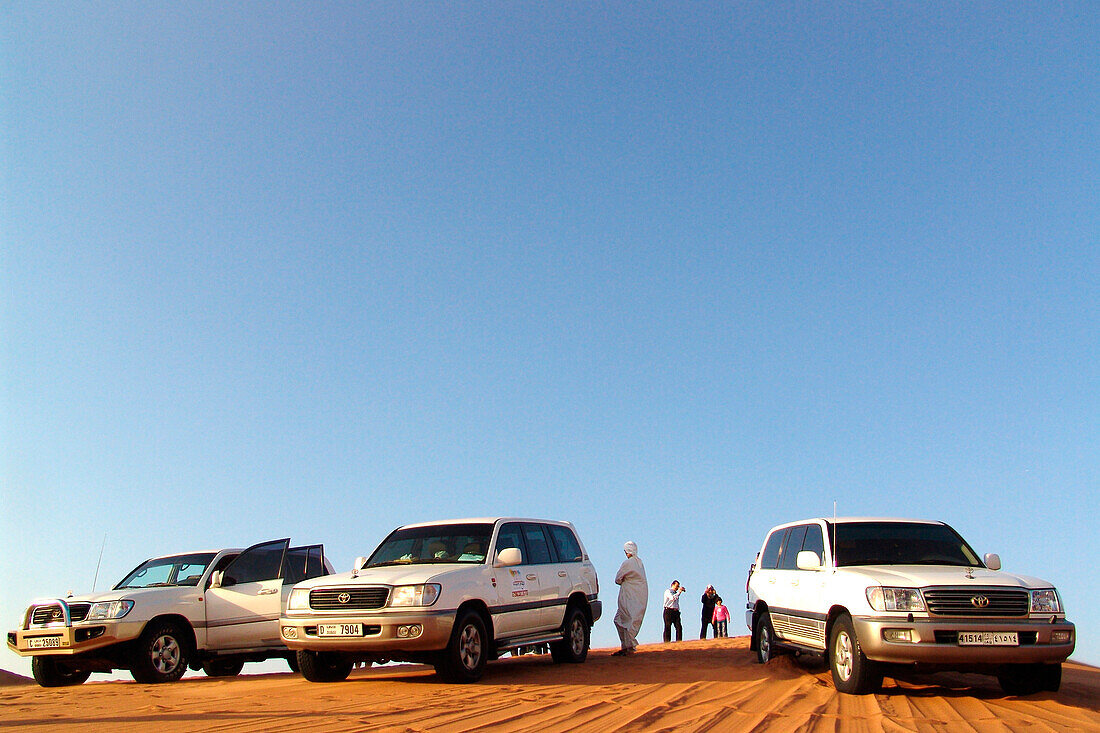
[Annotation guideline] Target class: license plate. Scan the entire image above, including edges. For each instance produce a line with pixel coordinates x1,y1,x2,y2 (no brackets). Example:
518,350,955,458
958,631,1018,646
318,623,362,637
27,636,63,649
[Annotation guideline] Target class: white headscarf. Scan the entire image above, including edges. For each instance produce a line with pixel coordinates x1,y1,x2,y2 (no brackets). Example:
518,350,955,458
623,541,638,556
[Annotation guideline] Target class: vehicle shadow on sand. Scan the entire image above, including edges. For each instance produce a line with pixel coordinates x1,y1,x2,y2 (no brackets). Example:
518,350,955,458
342,642,1098,709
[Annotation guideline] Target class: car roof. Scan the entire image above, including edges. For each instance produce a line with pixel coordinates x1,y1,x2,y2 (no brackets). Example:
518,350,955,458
769,517,945,531
149,549,240,558
398,517,576,529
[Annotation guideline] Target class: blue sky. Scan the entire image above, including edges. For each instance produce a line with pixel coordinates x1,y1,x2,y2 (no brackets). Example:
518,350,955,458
2,3,1097,677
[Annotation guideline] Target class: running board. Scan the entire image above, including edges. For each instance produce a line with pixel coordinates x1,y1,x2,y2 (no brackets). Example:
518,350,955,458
494,632,564,652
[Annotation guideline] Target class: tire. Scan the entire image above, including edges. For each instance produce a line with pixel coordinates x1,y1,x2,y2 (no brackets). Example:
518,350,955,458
31,656,91,687
201,658,245,678
130,621,190,684
297,650,353,683
754,610,776,664
437,610,488,683
1043,663,1062,692
550,606,589,663
828,614,882,695
999,663,1058,695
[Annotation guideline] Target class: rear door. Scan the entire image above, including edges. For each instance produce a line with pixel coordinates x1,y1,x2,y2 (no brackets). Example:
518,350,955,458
205,539,289,650
281,543,327,613
544,523,584,629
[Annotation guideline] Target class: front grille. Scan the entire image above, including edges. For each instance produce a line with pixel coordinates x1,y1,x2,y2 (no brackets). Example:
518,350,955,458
310,587,389,610
31,603,90,625
924,589,1029,617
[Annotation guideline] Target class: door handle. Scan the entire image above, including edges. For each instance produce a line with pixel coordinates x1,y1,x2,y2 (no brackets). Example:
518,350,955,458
558,571,568,577
258,588,278,595
526,574,538,581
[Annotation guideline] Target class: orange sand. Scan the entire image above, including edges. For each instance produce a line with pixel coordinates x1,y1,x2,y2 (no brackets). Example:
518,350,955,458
2,637,1097,732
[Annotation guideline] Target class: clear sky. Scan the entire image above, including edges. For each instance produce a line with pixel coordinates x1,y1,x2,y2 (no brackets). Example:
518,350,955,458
2,3,1097,679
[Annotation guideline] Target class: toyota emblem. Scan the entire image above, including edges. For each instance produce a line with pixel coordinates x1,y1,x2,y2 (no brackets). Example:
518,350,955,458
971,595,990,608
337,592,351,604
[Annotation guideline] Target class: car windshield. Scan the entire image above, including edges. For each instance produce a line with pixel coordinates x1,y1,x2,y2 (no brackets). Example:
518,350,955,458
366,523,494,567
830,522,982,567
115,553,218,589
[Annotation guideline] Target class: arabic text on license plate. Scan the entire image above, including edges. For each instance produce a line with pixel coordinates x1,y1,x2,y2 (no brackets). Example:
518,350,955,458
318,623,362,637
27,637,62,649
958,631,1018,646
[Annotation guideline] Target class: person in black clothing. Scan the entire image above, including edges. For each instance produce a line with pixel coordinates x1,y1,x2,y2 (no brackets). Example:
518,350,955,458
700,584,720,639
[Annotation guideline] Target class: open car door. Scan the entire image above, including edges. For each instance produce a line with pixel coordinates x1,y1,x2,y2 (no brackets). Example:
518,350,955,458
205,539,290,650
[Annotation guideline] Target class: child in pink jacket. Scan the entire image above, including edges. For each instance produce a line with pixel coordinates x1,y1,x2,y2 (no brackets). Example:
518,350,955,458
712,598,731,637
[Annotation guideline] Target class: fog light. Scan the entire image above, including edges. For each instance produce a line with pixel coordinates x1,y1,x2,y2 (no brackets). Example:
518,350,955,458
282,626,298,640
1051,630,1071,643
408,625,422,638
397,625,409,638
883,628,912,643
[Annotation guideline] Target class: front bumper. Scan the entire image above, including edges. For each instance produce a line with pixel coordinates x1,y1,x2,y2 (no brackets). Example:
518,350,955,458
280,608,456,654
7,620,143,658
853,616,1075,665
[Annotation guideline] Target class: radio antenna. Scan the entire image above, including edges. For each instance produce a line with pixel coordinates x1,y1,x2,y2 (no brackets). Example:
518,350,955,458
92,533,107,592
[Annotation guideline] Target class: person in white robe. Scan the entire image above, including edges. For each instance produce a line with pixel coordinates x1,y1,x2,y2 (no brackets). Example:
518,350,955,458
612,541,648,656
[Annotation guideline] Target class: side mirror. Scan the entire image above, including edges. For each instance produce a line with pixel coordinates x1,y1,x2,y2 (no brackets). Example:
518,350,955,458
494,548,522,567
352,556,367,576
984,553,1001,571
796,550,823,571
209,571,224,589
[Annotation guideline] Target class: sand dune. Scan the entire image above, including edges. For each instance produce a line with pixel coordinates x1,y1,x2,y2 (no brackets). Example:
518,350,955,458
2,637,1097,732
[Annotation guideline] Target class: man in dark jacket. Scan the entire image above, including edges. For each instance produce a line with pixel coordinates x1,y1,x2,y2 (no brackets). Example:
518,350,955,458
700,585,720,639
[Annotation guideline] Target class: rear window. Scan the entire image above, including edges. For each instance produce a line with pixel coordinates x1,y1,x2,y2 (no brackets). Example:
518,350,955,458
760,529,786,570
547,525,583,562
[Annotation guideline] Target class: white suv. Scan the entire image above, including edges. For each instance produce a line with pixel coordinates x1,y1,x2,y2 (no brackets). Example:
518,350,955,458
8,538,331,686
280,517,602,683
746,518,1075,695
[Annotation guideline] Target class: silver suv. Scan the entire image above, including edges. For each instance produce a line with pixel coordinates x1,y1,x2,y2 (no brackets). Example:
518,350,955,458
746,518,1075,695
281,517,602,682
8,538,331,686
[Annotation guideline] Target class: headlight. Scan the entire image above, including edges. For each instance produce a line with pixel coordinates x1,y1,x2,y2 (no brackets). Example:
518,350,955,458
866,587,925,612
389,584,441,607
1030,589,1061,614
287,588,311,611
86,600,134,621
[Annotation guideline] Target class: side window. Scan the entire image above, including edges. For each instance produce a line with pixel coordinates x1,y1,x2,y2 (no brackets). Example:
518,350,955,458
760,529,786,569
801,525,825,567
223,540,288,586
283,545,325,585
778,525,808,570
495,523,528,564
547,525,583,562
521,524,554,564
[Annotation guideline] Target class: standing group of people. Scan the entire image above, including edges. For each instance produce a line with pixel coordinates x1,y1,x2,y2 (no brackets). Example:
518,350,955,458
611,541,732,657
661,581,729,642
